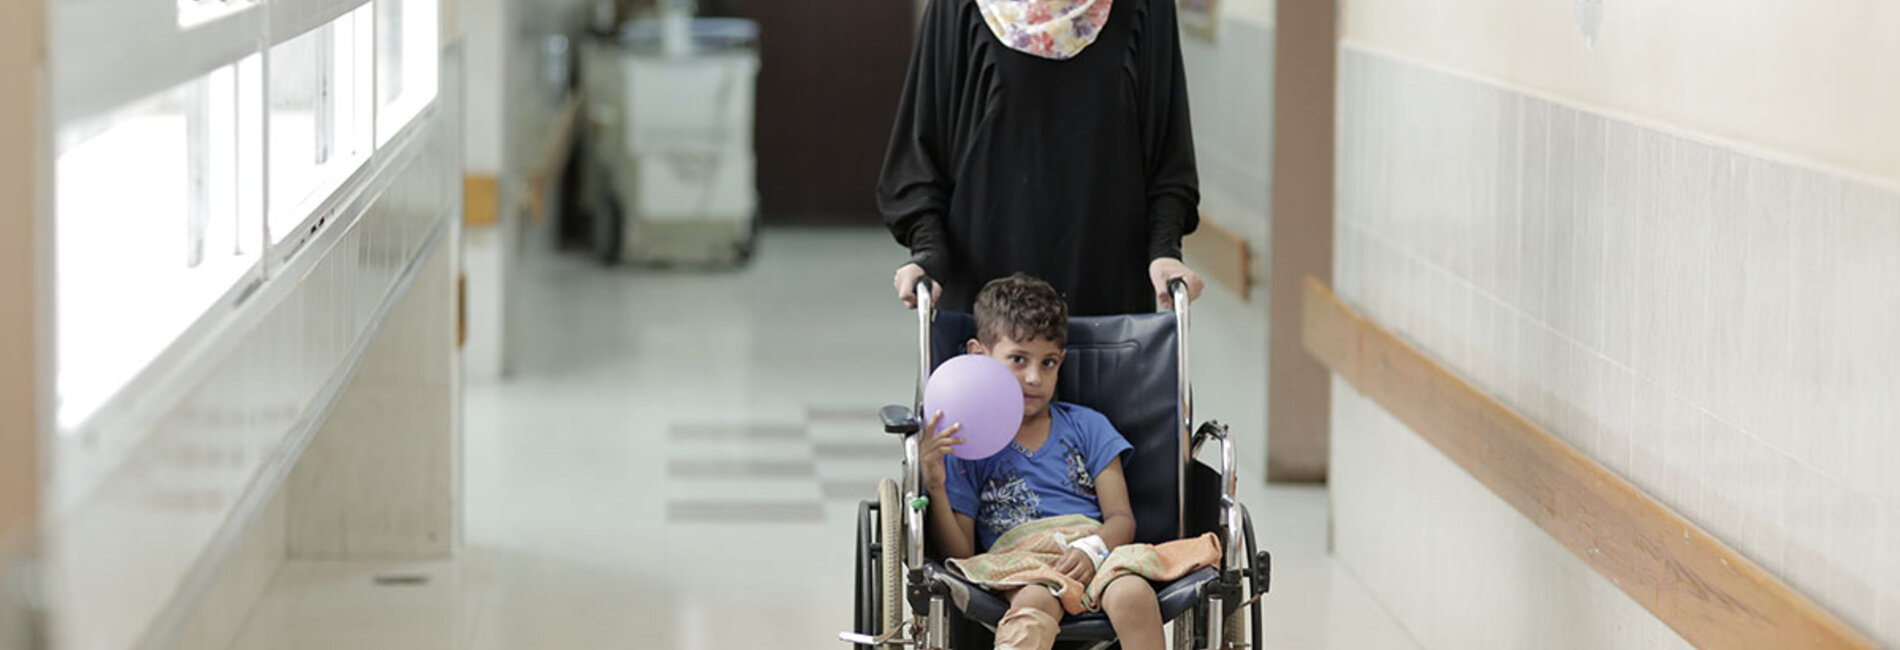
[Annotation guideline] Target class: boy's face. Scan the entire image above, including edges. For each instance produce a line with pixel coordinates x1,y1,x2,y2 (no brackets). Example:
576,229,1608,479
968,334,1065,421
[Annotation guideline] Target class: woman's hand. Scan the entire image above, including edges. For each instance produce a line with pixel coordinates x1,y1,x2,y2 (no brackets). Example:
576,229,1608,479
894,263,941,310
921,410,964,493
1052,548,1098,585
1148,258,1204,310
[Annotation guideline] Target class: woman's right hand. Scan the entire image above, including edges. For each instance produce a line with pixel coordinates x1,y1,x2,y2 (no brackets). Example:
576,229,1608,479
921,410,964,493
894,263,940,310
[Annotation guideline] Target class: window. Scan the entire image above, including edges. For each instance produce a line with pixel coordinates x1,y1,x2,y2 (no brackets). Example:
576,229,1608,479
53,0,438,432
55,57,265,428
177,0,258,29
268,6,375,243
376,0,439,144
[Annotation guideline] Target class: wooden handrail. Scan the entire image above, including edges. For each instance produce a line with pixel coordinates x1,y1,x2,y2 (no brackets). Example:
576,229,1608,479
1183,210,1253,299
1301,276,1876,650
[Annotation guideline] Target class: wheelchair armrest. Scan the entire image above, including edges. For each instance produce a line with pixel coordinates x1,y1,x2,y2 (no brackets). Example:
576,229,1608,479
881,405,920,435
1193,421,1243,573
1190,421,1221,456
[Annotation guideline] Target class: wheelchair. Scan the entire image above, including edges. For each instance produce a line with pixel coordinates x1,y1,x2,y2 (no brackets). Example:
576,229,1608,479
843,279,1271,650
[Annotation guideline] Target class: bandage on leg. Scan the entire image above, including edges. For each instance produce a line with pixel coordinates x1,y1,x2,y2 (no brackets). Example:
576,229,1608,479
993,606,1059,650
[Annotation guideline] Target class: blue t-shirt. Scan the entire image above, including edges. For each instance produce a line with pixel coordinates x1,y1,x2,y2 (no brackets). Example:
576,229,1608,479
944,402,1134,551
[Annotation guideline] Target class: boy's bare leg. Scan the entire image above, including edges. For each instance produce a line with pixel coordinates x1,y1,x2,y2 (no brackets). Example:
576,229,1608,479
996,586,1063,650
1101,576,1164,650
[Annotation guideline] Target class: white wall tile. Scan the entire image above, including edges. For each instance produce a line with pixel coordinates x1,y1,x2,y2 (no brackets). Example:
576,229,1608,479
1545,106,1580,345
1597,363,1634,479
1625,128,1657,384
1735,155,1796,459
1520,98,1552,323
1574,112,1608,353
1496,93,1525,316
1600,120,1636,369
1702,154,1748,427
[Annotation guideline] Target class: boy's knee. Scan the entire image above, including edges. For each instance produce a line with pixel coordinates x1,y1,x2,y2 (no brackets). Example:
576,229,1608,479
1010,585,1061,616
1101,576,1158,615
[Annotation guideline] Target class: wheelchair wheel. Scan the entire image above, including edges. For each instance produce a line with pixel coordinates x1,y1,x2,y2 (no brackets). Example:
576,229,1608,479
877,478,904,642
1241,505,1266,650
855,499,875,649
1170,602,1200,650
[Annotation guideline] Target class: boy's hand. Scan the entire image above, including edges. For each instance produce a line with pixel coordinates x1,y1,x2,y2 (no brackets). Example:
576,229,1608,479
1053,548,1097,585
921,410,964,493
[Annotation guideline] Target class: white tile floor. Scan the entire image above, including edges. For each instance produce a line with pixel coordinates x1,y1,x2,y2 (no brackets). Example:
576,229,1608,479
231,228,1421,649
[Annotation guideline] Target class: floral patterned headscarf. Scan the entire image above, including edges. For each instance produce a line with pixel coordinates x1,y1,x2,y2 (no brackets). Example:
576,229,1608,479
973,0,1113,61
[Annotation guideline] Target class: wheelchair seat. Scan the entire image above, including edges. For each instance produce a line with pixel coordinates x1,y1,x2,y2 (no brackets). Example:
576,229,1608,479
925,561,1220,641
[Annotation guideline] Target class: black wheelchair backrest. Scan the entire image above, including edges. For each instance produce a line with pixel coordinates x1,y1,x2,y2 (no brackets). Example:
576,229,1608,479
929,311,1183,545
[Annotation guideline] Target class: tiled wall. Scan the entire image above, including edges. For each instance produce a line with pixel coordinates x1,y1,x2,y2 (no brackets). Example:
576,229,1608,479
1333,45,1900,645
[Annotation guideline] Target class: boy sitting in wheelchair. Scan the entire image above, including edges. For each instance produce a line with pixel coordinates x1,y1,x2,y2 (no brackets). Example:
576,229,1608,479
921,274,1221,650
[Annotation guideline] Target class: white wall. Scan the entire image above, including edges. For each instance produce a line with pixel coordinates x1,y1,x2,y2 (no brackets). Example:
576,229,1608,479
1342,0,1900,189
1333,2,1900,644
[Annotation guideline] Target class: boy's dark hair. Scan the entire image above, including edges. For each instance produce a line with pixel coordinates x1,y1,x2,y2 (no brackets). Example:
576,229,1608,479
973,273,1068,347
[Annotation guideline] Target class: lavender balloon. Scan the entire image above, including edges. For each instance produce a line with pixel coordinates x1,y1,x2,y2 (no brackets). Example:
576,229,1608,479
923,354,1025,460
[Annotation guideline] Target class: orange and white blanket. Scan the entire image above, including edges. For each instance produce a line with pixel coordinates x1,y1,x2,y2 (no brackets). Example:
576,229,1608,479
946,515,1222,614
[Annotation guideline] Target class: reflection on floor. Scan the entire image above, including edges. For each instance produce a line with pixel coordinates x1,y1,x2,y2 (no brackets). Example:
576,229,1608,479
230,228,1421,649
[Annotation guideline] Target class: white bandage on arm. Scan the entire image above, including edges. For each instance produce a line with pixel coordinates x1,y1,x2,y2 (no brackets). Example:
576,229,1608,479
1066,534,1110,569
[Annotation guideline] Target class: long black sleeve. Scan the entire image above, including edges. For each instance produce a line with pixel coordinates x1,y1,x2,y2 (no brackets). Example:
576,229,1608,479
1139,0,1200,261
876,0,960,280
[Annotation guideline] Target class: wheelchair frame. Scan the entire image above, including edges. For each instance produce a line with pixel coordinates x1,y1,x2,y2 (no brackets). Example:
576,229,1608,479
844,279,1268,650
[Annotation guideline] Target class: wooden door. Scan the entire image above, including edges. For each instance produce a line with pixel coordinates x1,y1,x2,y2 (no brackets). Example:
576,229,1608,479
716,0,916,225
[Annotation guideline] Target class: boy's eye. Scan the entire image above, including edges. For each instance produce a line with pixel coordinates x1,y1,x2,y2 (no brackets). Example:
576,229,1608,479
1042,359,1058,369
1009,355,1027,365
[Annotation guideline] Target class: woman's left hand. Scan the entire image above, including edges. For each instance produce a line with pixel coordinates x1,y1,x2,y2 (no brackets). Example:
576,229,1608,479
1149,258,1204,310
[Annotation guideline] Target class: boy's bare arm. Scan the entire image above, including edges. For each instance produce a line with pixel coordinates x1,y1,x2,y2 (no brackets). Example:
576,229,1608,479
925,486,978,559
920,410,978,558
1092,458,1139,548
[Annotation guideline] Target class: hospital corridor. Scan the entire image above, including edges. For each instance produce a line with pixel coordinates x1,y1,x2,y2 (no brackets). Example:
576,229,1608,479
0,1,1896,650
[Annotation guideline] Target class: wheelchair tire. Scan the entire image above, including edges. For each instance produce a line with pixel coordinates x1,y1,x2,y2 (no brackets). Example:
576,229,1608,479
877,478,904,643
1170,602,1200,650
1241,504,1265,650
854,499,875,650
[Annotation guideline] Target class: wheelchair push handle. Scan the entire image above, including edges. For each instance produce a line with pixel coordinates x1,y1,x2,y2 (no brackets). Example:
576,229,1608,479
914,277,934,305
1167,277,1192,311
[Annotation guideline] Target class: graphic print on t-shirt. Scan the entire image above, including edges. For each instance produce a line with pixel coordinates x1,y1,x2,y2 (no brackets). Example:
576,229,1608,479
1061,439,1096,498
978,472,1040,540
